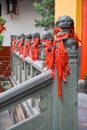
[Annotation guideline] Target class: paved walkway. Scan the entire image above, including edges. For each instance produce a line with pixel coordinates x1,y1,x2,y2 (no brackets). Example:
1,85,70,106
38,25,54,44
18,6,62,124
78,93,87,130
0,93,87,130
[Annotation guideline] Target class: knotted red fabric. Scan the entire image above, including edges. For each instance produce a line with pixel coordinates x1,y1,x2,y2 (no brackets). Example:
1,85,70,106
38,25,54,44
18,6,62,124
21,40,31,60
11,38,17,51
31,38,40,61
42,39,55,77
17,40,24,54
22,46,27,60
54,27,81,48
55,40,70,98
54,26,81,98
25,41,31,57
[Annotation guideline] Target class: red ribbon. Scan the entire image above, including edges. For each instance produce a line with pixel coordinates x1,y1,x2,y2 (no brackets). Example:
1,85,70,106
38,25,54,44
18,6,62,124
17,40,24,54
21,46,27,60
55,40,70,98
53,27,61,36
54,27,81,48
54,26,81,98
25,40,31,57
21,40,32,60
30,38,40,61
0,24,6,33
11,38,17,51
42,39,55,77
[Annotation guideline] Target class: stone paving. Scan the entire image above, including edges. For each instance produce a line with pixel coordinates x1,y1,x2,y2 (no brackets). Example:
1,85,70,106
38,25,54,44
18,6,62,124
0,93,87,130
78,93,87,130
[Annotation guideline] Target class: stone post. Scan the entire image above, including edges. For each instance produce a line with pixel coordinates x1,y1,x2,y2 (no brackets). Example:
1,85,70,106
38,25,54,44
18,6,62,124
53,15,78,130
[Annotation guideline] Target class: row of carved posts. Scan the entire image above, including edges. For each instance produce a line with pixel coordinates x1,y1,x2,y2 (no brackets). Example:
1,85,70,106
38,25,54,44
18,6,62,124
11,15,80,130
11,15,80,99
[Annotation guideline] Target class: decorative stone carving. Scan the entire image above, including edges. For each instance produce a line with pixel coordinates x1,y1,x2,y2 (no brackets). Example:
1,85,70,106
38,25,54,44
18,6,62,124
54,15,79,54
39,94,48,112
30,32,41,61
41,31,54,60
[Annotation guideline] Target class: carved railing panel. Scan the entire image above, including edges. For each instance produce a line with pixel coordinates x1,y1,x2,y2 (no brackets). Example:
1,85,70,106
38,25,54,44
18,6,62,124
0,71,53,130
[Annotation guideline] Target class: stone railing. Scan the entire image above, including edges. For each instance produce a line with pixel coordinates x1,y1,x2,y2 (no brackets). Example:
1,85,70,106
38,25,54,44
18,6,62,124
0,15,80,130
11,51,44,84
0,70,53,130
0,42,78,130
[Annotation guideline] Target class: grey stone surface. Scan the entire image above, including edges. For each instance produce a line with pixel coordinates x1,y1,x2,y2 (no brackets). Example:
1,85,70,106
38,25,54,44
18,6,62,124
0,93,87,130
78,93,87,130
0,110,12,130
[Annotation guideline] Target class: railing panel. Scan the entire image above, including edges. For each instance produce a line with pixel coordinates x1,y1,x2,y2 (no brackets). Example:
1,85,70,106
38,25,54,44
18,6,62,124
7,84,53,130
8,113,47,130
0,71,52,111
6,27,79,130
0,71,53,130
12,52,44,83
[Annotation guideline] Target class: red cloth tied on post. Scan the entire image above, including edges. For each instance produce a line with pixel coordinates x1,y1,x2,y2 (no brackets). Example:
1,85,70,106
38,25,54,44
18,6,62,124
54,26,81,98
11,38,17,51
21,40,31,60
54,27,81,47
42,39,55,77
55,40,70,98
53,27,61,36
26,41,31,57
22,46,28,60
17,40,24,54
31,38,40,61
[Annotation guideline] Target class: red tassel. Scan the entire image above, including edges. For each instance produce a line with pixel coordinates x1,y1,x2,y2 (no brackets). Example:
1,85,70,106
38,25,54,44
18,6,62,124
30,38,40,61
55,40,70,98
58,78,62,98
11,38,17,51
